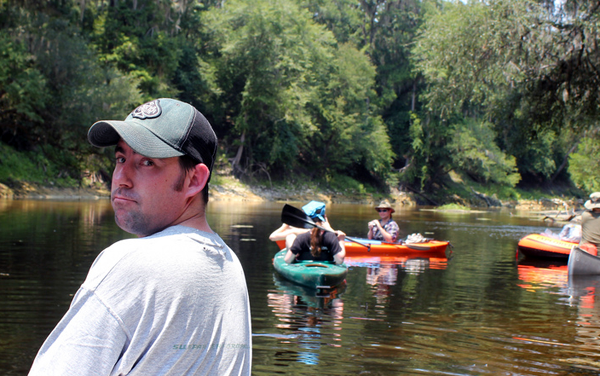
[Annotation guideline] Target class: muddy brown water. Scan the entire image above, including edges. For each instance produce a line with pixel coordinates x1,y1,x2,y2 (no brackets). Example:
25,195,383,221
1,199,599,375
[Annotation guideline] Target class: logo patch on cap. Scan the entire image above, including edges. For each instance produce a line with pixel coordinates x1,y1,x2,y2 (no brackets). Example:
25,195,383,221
131,100,162,120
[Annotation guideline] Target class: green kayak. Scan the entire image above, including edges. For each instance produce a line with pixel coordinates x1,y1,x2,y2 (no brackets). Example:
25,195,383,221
272,249,348,289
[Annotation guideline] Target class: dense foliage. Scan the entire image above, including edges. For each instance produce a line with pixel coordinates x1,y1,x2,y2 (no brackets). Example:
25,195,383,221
0,0,598,196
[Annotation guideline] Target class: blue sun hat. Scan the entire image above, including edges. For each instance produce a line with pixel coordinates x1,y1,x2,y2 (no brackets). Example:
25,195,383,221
302,201,326,222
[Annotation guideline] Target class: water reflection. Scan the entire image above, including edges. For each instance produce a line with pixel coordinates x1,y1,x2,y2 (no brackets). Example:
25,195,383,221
7,200,600,375
345,255,449,303
266,274,344,366
0,199,127,376
516,259,569,292
364,263,397,306
567,275,600,372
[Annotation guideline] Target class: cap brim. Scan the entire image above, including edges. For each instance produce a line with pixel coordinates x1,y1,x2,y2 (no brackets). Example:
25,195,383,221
88,120,184,159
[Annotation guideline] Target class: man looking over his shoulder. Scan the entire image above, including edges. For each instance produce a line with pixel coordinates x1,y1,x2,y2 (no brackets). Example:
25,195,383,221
29,98,252,375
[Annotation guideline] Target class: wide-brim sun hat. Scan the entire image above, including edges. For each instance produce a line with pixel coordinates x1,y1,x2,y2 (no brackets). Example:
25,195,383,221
375,200,395,213
302,200,326,222
585,192,600,210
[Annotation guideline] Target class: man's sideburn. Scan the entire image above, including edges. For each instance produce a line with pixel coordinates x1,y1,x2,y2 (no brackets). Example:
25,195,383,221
174,156,197,192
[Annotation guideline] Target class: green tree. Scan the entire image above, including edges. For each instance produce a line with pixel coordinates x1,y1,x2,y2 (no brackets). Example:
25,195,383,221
0,0,144,185
411,0,600,189
91,0,188,99
204,0,392,182
305,0,424,172
405,113,453,191
307,42,394,180
357,0,424,169
0,32,49,150
448,118,520,186
569,135,600,192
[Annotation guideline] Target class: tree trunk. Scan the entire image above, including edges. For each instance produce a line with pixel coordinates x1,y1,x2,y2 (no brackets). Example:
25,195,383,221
80,0,86,24
231,131,245,177
550,141,580,183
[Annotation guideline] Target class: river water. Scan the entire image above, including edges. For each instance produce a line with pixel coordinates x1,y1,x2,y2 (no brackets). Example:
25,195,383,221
1,199,599,375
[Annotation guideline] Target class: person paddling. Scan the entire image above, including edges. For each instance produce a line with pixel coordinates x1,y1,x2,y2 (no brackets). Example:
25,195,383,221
368,200,399,243
580,192,600,256
269,201,336,249
283,201,346,265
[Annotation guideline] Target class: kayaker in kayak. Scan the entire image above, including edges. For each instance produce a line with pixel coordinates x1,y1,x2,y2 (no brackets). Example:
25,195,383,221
269,201,335,249
284,201,346,265
269,223,311,250
368,200,400,243
580,192,600,256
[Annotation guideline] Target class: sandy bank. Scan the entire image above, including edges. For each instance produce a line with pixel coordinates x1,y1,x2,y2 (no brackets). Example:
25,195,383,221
0,180,584,219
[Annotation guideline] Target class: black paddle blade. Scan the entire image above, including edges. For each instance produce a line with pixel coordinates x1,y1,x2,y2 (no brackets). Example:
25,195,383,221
281,204,316,229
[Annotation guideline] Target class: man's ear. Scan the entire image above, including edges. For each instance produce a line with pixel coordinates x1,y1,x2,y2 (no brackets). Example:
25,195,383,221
185,163,210,198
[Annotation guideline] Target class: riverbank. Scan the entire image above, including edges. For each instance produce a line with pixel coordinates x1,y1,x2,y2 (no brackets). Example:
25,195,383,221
0,175,585,216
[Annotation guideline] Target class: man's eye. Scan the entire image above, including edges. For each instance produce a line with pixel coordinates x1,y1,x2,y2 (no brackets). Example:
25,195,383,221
116,156,125,163
142,160,154,167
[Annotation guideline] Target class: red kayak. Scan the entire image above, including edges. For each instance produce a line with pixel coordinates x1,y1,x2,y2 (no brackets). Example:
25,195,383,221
275,237,450,257
517,233,577,260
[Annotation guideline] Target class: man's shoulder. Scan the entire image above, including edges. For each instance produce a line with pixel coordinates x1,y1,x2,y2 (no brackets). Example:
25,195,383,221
89,227,229,280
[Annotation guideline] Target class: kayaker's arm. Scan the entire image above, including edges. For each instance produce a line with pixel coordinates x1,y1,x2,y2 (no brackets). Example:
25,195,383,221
378,227,395,243
284,249,297,264
369,220,396,243
334,230,346,265
269,223,308,241
367,220,377,239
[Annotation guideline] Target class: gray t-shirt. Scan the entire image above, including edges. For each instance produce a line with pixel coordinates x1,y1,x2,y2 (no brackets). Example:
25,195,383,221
29,225,251,375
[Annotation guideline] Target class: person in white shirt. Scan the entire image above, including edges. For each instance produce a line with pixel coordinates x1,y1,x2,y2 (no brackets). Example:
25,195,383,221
29,98,252,376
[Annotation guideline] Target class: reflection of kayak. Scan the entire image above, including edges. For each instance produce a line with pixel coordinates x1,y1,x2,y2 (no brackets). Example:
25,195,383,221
568,246,600,275
517,233,577,260
516,262,568,291
344,256,448,270
272,249,347,289
271,273,346,309
275,238,450,257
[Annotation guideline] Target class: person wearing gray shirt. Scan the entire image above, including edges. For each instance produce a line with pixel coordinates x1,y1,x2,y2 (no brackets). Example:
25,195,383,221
29,98,252,375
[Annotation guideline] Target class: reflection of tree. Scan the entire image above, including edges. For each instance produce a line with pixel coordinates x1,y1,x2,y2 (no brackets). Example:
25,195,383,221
267,275,345,365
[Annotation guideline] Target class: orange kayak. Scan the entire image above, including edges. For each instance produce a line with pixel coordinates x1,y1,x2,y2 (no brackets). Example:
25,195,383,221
275,238,450,257
517,233,577,260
